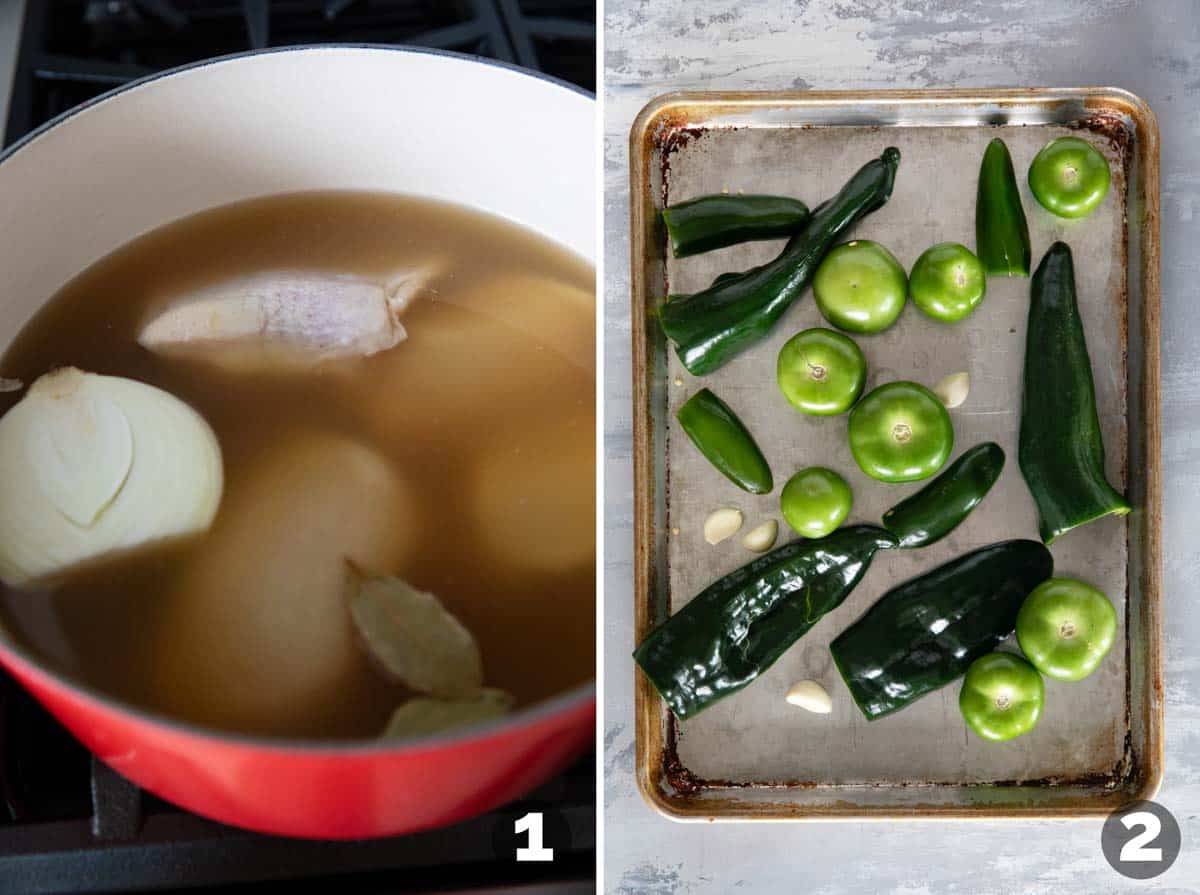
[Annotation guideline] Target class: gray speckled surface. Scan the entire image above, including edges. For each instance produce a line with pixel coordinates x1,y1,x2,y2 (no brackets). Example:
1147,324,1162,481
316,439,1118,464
604,1,1200,891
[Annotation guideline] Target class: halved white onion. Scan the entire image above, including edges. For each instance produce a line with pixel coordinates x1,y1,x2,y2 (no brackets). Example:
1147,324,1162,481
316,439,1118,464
0,368,224,586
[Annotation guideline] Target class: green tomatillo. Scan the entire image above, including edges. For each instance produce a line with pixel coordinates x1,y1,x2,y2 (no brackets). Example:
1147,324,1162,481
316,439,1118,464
1028,137,1110,219
813,240,907,334
847,381,953,483
776,327,866,416
780,467,852,538
1016,577,1118,681
908,242,987,322
959,651,1044,743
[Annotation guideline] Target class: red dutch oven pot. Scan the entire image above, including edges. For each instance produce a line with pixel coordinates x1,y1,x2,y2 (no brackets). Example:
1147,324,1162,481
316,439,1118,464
0,46,595,840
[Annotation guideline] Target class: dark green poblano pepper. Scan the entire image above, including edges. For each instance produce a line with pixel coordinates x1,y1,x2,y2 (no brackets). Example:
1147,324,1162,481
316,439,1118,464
1019,242,1131,543
831,539,1053,721
659,147,901,376
634,525,897,720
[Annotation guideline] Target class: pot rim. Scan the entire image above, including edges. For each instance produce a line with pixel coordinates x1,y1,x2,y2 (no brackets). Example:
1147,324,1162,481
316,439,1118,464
0,42,593,167
0,43,597,757
0,633,595,754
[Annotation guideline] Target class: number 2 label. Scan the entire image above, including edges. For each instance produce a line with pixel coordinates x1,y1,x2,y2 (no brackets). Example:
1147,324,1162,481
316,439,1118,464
1120,811,1163,863
515,811,555,862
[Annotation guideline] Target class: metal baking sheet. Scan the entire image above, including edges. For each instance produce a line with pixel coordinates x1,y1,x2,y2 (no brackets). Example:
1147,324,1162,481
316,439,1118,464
630,89,1161,819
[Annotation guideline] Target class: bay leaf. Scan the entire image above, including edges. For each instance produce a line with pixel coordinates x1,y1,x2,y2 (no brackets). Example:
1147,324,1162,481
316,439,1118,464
381,689,514,738
350,570,483,698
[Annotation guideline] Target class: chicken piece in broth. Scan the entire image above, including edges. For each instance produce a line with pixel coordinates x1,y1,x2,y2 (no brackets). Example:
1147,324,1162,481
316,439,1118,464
138,269,434,371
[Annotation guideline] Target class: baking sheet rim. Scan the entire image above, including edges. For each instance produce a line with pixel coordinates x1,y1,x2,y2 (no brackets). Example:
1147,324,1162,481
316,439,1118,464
628,86,1163,822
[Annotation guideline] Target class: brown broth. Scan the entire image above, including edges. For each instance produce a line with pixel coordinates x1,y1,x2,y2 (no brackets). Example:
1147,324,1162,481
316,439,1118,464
0,191,595,739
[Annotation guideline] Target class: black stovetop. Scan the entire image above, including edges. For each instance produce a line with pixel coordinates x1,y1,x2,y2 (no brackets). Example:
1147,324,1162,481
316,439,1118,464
0,3,595,893
5,0,595,145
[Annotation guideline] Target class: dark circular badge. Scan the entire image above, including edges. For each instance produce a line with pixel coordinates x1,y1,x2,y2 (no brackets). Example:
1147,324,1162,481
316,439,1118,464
1101,800,1181,880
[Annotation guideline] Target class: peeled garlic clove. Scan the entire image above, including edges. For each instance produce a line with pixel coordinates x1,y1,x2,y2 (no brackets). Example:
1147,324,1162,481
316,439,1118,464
0,378,22,393
786,680,833,714
350,571,484,698
704,508,744,545
0,368,223,586
138,269,434,365
381,689,514,739
935,371,970,409
742,519,778,553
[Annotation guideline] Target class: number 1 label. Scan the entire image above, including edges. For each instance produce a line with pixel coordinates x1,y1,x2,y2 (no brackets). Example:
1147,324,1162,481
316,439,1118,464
515,811,555,862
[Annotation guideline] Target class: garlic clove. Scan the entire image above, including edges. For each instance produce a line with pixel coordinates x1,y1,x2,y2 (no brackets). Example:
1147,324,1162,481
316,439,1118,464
704,508,744,545
742,519,779,553
786,679,833,714
935,371,970,409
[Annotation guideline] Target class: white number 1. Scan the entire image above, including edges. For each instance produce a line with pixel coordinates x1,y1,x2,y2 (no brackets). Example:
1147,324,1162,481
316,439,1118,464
515,811,555,862
1120,811,1163,863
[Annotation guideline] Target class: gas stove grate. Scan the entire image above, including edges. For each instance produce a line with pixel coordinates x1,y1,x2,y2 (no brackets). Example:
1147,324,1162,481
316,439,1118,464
5,0,594,144
0,667,595,892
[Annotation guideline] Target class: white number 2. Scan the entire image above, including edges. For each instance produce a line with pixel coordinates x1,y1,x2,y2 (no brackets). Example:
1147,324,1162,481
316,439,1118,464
515,811,555,862
1120,811,1163,863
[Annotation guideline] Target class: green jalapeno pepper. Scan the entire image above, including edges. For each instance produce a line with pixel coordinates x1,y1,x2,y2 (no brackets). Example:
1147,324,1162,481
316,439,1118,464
662,194,811,258
975,137,1031,277
882,442,1005,548
677,388,772,494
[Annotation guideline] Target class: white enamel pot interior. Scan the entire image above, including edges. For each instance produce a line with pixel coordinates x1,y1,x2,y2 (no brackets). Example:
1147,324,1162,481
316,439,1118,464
0,45,594,341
